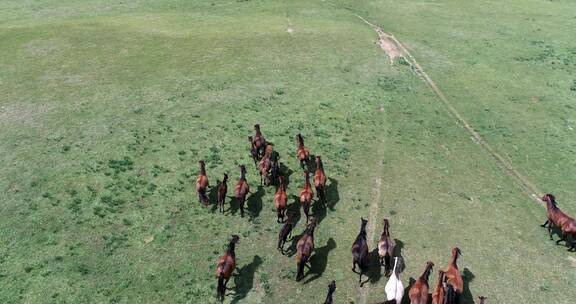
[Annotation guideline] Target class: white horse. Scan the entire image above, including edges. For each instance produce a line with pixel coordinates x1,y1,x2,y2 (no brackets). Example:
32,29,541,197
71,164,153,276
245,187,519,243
385,257,404,304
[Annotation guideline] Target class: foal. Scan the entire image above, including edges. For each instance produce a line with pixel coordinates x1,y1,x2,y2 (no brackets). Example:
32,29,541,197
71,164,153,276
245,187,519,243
296,218,317,281
408,261,434,304
296,133,310,169
300,171,314,224
541,194,576,250
217,173,228,213
444,247,463,304
324,280,336,304
277,212,295,254
351,218,370,284
196,160,209,205
378,219,395,275
274,176,288,223
234,165,250,217
216,235,240,302
314,156,327,202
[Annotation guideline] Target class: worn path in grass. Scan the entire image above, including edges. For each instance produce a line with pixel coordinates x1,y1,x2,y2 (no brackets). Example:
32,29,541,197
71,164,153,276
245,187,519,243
356,14,543,205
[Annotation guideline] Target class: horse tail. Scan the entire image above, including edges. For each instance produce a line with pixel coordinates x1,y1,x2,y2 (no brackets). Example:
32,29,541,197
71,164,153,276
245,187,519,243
217,272,225,301
296,257,306,281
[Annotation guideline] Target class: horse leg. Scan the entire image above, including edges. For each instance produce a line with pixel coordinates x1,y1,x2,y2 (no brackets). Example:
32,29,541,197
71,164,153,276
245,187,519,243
556,233,567,245
240,200,245,217
541,220,549,228
352,262,357,273
548,225,554,240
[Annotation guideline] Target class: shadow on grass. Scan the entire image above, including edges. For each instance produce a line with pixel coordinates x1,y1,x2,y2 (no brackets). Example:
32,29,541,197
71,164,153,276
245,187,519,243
302,238,337,284
248,186,265,220
367,248,383,284
326,178,340,210
230,255,263,304
279,162,294,188
393,239,406,274
461,267,475,304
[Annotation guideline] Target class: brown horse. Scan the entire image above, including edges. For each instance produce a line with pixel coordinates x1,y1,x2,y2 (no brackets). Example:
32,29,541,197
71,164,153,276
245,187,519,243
351,218,370,284
258,145,273,186
234,165,249,217
324,280,336,304
217,173,228,213
277,212,295,254
431,270,446,304
252,124,267,158
296,133,310,169
314,156,327,202
248,136,259,168
541,194,576,251
300,171,314,224
274,176,288,223
408,261,434,304
196,160,209,205
444,247,463,304
216,235,240,302
296,218,317,281
378,219,395,275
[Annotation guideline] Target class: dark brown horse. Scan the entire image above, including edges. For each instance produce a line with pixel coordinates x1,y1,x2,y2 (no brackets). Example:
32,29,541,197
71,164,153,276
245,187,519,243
541,194,576,251
296,218,317,281
444,247,463,304
408,261,434,304
277,212,295,254
300,171,314,224
196,160,209,205
324,280,336,304
351,218,369,284
234,165,249,217
216,235,239,302
216,173,228,213
248,136,259,168
314,156,327,202
296,133,310,169
252,124,267,158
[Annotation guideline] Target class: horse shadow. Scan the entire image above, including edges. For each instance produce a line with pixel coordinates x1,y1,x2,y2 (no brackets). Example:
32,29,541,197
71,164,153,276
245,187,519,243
305,154,317,173
229,195,239,216
230,255,263,304
312,196,328,224
279,162,294,187
303,238,337,284
326,178,340,210
366,248,383,284
208,184,220,213
461,267,475,304
248,186,265,220
393,239,406,274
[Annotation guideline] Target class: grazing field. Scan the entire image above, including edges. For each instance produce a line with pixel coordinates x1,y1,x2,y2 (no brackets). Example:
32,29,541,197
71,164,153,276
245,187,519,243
1,1,575,303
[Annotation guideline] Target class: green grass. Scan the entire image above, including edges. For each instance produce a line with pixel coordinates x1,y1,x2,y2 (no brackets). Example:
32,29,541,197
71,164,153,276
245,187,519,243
1,0,575,303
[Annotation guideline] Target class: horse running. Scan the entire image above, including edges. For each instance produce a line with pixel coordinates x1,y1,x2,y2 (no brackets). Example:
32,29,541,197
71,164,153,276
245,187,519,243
274,176,288,223
215,235,240,302
234,165,250,217
216,173,228,213
378,218,395,275
351,218,370,284
296,218,317,281
196,160,209,205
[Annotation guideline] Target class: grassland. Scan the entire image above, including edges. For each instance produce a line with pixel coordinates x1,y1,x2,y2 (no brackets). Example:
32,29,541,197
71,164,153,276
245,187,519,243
1,0,575,303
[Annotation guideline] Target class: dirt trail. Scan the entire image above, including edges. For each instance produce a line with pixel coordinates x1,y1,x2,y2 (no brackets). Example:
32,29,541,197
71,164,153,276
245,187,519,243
357,146,384,304
356,15,543,206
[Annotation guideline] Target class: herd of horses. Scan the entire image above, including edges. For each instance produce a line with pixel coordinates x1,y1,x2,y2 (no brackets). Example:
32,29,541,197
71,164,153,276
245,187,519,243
198,124,576,303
